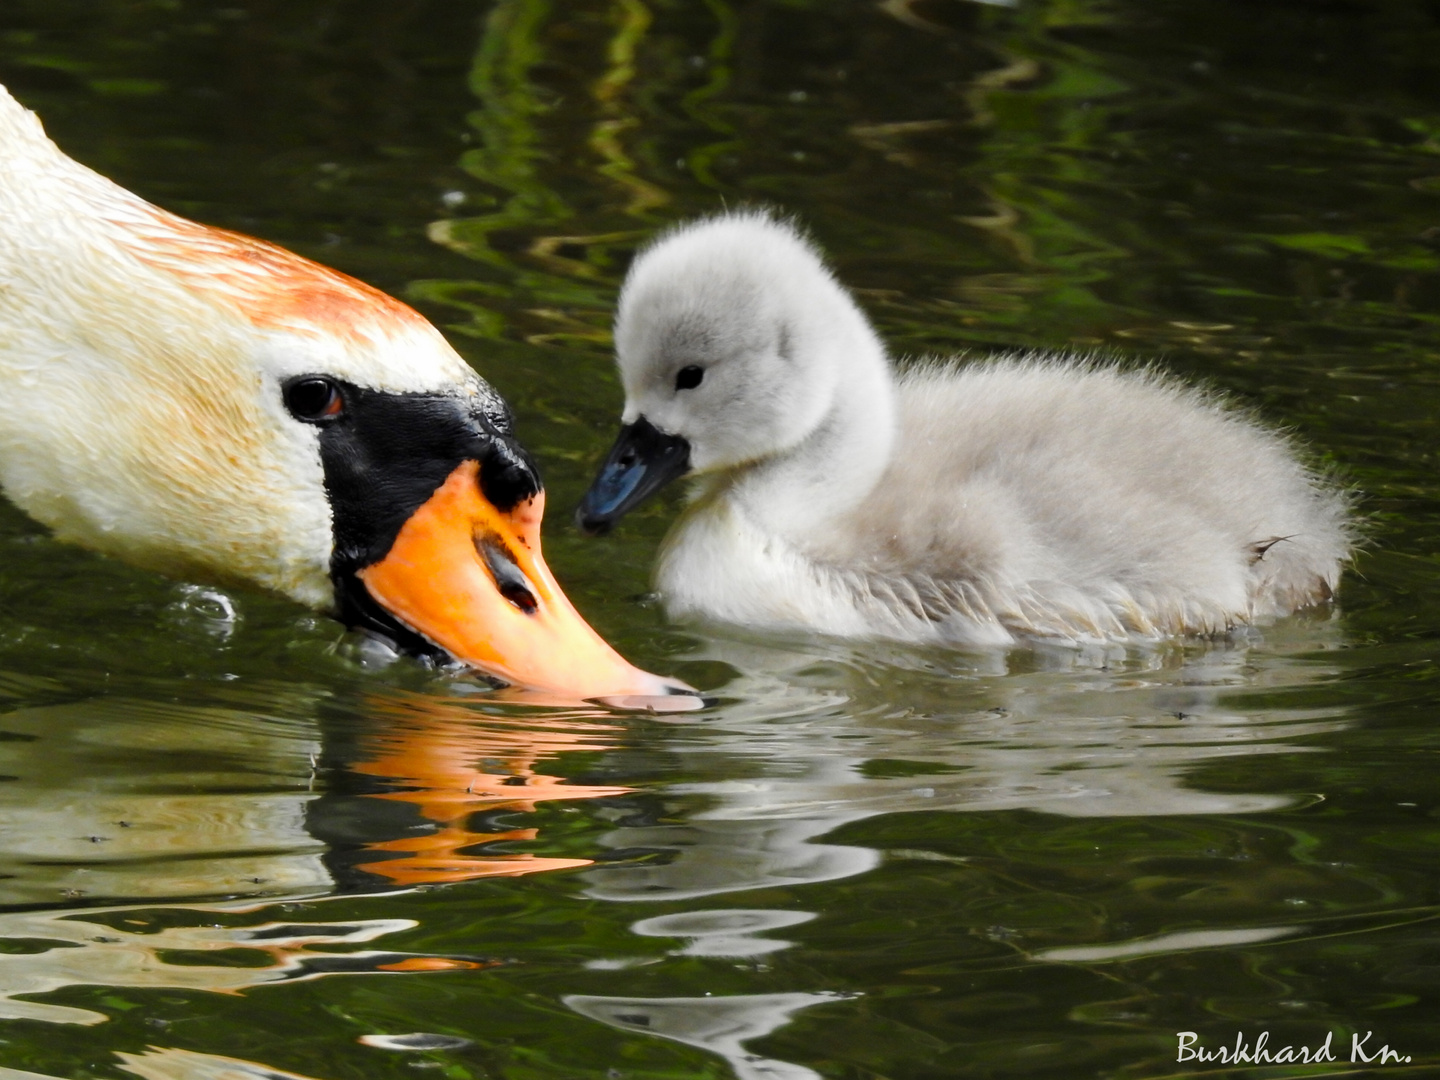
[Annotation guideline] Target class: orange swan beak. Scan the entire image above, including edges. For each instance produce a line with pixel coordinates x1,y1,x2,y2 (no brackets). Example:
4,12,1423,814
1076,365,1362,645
358,461,695,706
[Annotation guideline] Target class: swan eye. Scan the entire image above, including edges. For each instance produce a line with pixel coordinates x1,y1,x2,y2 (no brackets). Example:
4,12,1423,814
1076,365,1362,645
284,377,344,422
675,365,704,391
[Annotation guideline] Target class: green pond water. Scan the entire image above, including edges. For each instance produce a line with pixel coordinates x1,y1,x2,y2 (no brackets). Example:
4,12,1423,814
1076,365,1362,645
1,1,1440,1077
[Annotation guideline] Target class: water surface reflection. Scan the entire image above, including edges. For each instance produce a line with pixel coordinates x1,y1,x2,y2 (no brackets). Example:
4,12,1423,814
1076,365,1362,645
586,620,1349,903
0,903,422,1025
0,618,1354,1080
0,685,630,904
566,992,847,1080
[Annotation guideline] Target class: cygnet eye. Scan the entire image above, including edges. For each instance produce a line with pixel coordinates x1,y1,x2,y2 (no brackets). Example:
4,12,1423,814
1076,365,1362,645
284,376,345,422
675,365,705,391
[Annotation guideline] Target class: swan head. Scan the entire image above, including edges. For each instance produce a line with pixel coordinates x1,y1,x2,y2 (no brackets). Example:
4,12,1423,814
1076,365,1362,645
577,211,885,533
0,86,693,702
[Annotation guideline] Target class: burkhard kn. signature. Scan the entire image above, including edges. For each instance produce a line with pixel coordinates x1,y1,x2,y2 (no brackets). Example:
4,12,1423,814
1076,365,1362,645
1177,1031,1413,1066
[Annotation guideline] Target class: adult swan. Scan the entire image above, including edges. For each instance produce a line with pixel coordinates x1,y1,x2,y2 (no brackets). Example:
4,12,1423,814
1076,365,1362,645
0,84,688,702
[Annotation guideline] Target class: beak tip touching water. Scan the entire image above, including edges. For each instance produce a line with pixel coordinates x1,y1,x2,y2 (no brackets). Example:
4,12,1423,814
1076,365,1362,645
595,677,707,714
597,695,706,714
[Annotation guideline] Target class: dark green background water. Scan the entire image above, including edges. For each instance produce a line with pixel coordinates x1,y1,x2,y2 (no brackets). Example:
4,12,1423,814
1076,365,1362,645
1,1,1439,1077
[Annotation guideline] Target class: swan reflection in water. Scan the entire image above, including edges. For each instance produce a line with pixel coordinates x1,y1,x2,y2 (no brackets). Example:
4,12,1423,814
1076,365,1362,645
0,687,627,1027
336,690,630,886
0,617,1352,1079
0,686,628,905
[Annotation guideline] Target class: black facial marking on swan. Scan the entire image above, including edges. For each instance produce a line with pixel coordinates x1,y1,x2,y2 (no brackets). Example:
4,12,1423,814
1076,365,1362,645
307,381,541,607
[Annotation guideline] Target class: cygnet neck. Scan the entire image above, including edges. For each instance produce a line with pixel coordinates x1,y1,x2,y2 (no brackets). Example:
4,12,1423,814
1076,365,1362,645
729,314,897,545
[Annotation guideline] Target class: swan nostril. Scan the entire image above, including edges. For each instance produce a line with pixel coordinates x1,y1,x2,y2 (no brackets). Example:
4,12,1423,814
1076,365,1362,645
475,532,538,614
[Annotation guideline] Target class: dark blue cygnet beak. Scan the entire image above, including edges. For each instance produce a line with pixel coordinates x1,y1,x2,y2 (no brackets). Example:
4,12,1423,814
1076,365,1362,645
575,416,692,535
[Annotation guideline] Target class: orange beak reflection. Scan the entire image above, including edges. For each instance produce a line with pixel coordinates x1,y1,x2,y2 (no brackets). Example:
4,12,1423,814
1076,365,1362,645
358,461,695,706
351,693,629,887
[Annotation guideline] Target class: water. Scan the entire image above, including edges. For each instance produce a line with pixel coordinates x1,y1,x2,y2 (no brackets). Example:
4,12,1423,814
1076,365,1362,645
1,1,1439,1076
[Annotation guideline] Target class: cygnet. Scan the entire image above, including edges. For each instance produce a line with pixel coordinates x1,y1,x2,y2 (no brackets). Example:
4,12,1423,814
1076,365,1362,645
576,211,1353,647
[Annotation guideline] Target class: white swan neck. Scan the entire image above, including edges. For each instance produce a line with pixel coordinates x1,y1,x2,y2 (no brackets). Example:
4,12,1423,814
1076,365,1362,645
733,329,897,544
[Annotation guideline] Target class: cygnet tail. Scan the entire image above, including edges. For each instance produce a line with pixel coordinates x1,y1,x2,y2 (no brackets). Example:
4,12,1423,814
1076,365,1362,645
1243,475,1355,620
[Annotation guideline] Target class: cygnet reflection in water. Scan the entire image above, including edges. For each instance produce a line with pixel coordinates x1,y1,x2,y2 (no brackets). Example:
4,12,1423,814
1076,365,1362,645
582,620,1350,903
578,211,1354,647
